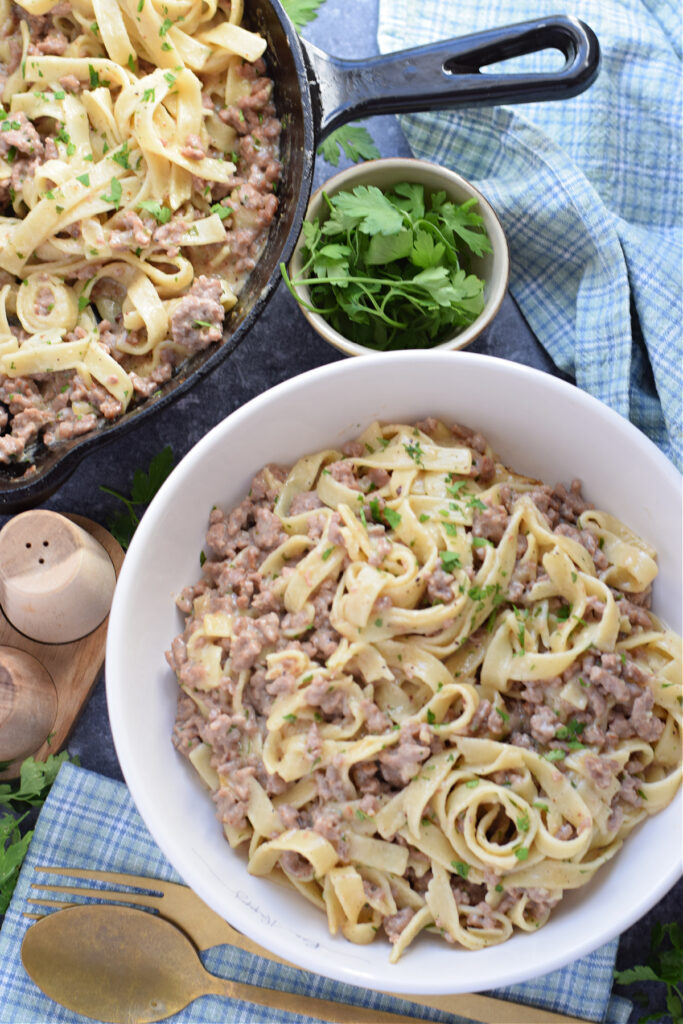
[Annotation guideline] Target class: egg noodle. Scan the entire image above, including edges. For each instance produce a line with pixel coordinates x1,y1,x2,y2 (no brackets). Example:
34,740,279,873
170,419,682,960
0,0,274,435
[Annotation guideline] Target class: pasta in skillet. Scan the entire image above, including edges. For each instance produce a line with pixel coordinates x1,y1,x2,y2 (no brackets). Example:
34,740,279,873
0,0,281,464
169,418,682,961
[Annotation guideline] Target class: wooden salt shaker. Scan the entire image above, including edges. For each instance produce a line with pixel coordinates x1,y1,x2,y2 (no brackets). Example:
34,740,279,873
0,510,116,644
0,511,117,766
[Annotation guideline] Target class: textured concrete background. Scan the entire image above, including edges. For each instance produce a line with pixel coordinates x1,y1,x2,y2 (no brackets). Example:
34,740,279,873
23,1,682,1018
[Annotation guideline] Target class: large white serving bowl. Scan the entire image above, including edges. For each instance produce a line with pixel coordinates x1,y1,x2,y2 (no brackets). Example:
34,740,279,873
106,351,682,996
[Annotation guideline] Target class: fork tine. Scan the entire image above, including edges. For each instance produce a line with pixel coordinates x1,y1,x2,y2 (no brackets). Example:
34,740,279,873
26,898,77,909
29,884,163,908
34,866,167,892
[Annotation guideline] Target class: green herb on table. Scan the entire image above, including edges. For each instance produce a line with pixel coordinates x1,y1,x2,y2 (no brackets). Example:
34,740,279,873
281,182,492,350
280,0,325,30
0,752,79,914
317,125,380,167
100,445,174,549
279,0,380,167
613,922,683,1024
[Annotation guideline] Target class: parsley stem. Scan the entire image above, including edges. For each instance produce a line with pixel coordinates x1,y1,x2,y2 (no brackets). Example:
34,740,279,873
99,486,141,525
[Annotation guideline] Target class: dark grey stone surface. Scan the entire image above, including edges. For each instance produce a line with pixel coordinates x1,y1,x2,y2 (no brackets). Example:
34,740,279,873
7,1,681,1018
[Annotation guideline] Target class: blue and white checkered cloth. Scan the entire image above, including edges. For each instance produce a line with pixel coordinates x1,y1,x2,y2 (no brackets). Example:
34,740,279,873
377,0,682,469
0,763,632,1023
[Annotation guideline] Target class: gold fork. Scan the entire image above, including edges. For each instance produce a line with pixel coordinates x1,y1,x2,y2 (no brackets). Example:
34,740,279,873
27,866,585,1024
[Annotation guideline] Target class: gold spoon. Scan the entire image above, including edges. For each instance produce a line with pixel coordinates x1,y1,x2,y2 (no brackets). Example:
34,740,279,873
21,903,428,1024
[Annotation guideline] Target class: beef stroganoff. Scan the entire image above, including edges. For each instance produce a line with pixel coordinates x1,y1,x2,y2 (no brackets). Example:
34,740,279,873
168,418,682,961
0,0,281,465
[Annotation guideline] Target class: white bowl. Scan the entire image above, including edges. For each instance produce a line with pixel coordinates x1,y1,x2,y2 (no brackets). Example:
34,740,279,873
287,158,509,356
106,352,682,996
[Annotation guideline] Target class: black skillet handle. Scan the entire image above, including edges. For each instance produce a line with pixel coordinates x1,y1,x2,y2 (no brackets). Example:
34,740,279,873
301,14,600,141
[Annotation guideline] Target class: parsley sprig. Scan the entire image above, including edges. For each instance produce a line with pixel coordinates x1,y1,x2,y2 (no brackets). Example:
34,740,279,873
100,446,174,549
282,183,491,350
317,125,380,167
280,0,325,30
0,753,79,913
614,922,683,1023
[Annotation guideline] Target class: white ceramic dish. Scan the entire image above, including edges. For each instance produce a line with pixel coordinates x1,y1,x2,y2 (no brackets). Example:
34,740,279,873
106,352,682,995
287,158,509,356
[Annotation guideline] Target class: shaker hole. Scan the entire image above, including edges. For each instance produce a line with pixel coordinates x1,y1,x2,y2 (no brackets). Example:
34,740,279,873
25,542,31,548
38,558,45,564
43,540,49,547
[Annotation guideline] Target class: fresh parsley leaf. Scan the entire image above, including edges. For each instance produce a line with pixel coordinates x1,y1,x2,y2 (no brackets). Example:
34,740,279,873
437,196,493,259
280,0,324,29
0,814,32,914
410,229,446,269
366,227,413,266
0,752,77,810
0,752,80,913
317,124,380,167
330,184,404,236
614,922,683,1024
100,446,174,549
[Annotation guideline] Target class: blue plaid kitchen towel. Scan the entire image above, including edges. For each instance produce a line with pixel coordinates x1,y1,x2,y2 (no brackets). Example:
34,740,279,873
377,0,682,470
0,763,632,1024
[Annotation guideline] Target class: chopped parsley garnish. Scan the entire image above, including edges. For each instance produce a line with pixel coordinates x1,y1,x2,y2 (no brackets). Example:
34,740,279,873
556,719,585,741
111,142,130,169
137,199,171,224
439,550,461,572
451,860,470,879
403,440,424,466
210,202,232,220
100,177,122,209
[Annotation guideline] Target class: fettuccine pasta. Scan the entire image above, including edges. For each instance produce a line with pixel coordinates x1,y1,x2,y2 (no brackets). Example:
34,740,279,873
0,0,281,464
169,418,682,960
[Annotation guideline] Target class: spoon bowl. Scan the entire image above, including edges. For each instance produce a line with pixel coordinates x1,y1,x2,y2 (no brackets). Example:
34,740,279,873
20,903,427,1024
22,904,208,1023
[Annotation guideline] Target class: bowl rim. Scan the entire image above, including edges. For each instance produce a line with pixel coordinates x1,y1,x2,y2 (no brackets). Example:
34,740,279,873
107,350,682,995
287,156,510,357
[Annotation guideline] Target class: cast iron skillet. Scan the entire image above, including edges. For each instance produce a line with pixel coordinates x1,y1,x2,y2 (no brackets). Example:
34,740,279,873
0,2,600,511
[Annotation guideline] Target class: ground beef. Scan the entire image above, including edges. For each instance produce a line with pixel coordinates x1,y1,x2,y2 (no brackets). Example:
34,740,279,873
383,907,415,944
378,722,431,788
170,275,225,352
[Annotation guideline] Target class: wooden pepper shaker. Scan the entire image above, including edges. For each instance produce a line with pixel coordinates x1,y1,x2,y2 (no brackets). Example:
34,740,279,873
0,510,116,644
